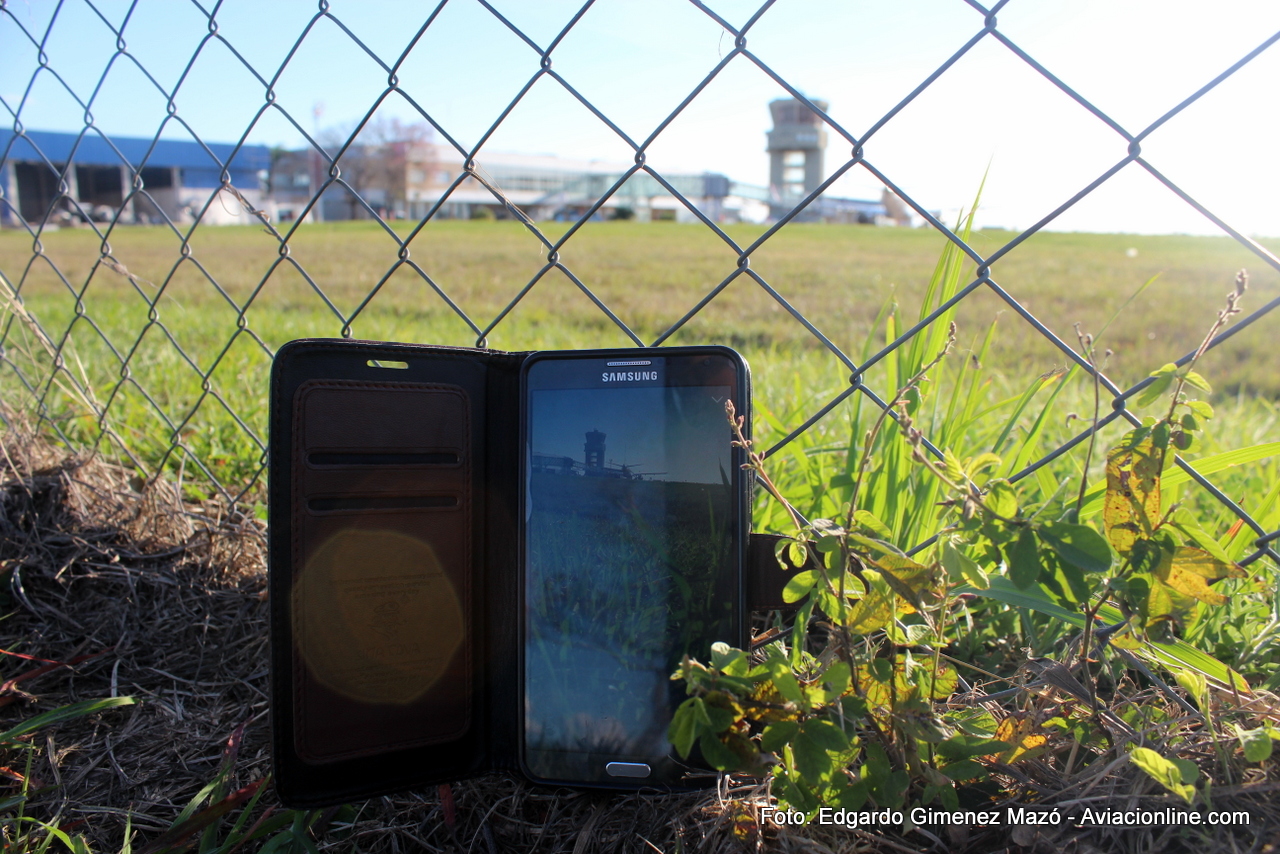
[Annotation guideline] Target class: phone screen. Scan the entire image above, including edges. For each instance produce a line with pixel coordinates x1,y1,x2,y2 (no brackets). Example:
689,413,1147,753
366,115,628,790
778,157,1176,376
521,351,744,785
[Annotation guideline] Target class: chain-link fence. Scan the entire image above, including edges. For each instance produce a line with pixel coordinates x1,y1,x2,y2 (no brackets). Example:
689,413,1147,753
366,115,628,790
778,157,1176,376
1,0,1277,570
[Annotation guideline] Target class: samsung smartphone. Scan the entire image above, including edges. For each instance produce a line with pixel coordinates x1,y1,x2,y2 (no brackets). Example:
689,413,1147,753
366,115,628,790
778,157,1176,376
519,347,749,787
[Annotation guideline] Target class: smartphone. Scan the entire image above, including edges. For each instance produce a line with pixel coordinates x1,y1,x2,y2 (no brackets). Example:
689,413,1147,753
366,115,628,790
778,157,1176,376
519,347,750,787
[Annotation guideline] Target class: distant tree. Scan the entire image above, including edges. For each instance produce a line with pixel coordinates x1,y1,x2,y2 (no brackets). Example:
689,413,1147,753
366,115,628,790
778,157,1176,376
317,116,433,219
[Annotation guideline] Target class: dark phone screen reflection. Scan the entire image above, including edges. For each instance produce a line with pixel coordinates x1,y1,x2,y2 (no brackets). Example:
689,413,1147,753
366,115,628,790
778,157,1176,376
524,382,736,780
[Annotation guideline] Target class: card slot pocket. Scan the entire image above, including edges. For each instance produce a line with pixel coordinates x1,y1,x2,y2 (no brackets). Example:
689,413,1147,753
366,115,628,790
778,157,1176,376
307,494,459,513
308,451,460,467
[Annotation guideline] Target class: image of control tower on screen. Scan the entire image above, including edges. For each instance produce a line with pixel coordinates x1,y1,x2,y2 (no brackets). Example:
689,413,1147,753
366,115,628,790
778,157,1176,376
531,430,665,481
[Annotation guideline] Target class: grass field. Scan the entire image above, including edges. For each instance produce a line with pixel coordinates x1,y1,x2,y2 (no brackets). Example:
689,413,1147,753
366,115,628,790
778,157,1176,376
4,221,1280,852
1,219,1278,534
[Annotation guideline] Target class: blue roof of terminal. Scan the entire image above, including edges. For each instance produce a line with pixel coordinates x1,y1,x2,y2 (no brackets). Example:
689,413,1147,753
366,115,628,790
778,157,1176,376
0,129,270,181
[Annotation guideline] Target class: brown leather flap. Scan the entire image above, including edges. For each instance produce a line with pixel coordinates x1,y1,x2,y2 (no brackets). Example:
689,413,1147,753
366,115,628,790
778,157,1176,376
292,380,473,764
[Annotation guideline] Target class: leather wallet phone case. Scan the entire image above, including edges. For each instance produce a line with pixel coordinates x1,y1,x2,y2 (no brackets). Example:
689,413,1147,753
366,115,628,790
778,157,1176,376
269,338,801,807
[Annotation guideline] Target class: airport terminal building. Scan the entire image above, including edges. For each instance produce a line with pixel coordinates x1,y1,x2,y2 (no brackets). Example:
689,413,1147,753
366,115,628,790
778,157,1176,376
0,129,271,229
3,98,899,229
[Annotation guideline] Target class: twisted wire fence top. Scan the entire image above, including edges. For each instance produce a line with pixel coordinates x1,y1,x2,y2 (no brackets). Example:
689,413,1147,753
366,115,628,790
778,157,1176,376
1,0,1277,569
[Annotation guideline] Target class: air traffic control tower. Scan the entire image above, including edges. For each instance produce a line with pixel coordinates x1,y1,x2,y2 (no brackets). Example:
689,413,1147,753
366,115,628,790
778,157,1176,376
767,97,829,219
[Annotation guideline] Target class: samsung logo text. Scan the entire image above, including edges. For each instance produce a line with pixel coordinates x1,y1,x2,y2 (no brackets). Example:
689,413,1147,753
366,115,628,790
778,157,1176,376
601,370,659,382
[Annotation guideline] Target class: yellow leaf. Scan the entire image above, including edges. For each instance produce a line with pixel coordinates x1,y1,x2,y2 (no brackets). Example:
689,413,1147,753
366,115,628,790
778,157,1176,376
873,554,944,614
846,572,896,632
747,681,800,723
1167,547,1248,581
731,803,758,840
987,716,1049,764
1143,556,1199,626
852,662,894,711
1107,621,1144,650
1158,546,1247,606
1104,433,1163,555
917,661,958,699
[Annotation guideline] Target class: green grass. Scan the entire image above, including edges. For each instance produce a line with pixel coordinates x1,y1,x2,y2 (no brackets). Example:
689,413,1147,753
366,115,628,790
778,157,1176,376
1,219,1278,519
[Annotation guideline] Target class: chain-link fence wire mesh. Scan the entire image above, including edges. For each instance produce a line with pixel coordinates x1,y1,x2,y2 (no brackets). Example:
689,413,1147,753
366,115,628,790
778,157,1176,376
1,0,1277,570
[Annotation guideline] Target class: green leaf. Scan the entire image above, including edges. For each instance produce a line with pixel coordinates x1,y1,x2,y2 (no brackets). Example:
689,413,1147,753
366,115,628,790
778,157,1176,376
1133,372,1174,408
766,655,806,707
1143,633,1250,695
986,480,1018,519
1183,370,1212,392
1186,400,1214,419
771,771,811,814
774,537,791,564
668,698,702,759
965,452,1002,479
938,735,1006,761
956,576,1082,625
1172,758,1199,784
1129,747,1196,804
1237,727,1273,763
792,732,834,780
943,448,965,484
1172,668,1207,707
820,661,852,700
1153,421,1172,451
1006,527,1041,589
1037,521,1112,573
919,661,959,699
941,540,988,589
873,554,940,612
831,778,870,811
711,642,750,677
760,721,800,755
888,622,933,646
1038,548,1089,606
938,759,987,782
698,731,739,771
787,540,808,569
847,532,907,558
782,570,820,604
803,719,851,753
703,703,736,734
853,509,894,540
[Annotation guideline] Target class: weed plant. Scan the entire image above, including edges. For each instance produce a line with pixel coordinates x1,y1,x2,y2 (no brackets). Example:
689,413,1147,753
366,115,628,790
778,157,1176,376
670,242,1279,824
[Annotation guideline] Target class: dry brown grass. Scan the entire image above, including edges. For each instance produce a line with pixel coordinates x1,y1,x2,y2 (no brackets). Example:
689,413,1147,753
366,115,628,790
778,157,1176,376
1,427,1277,853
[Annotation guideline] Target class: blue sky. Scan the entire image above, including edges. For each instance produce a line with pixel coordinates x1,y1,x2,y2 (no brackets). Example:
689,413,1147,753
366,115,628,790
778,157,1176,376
4,0,1279,235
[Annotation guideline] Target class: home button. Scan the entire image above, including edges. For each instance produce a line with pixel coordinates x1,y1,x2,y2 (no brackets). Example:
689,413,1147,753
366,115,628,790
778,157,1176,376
605,762,651,778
